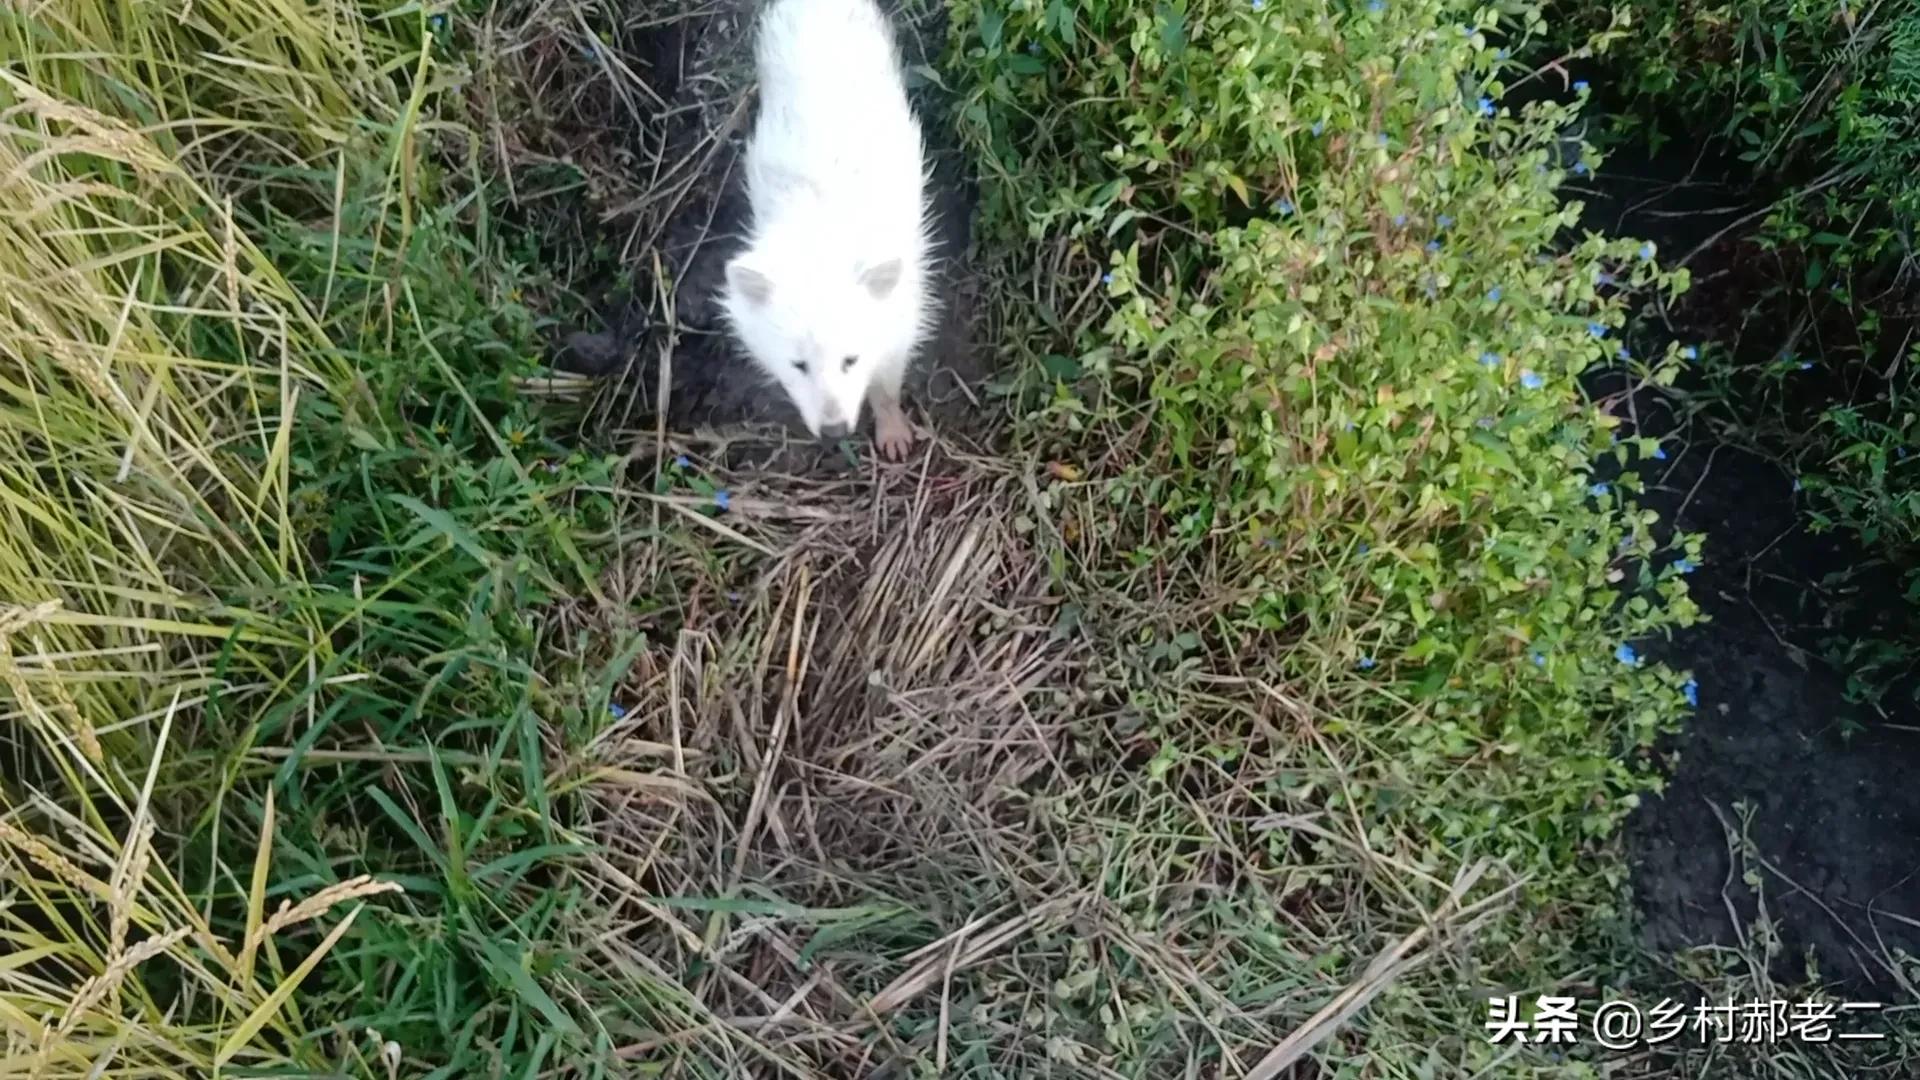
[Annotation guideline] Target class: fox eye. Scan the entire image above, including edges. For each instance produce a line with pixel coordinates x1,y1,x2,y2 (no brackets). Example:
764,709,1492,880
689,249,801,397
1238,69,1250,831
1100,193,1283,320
841,355,858,372
794,359,810,374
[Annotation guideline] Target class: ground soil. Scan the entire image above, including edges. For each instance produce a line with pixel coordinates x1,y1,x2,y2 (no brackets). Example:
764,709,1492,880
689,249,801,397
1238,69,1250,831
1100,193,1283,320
541,0,990,450
1579,140,1920,994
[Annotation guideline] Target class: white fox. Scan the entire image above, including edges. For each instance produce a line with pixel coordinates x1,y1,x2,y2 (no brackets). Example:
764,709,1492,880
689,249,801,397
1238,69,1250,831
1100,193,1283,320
719,0,935,460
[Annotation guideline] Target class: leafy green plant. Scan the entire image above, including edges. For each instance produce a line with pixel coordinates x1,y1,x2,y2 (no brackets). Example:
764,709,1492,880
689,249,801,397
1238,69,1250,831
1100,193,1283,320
945,0,1703,1065
957,0,1698,864
1552,0,1920,705
1564,0,1920,225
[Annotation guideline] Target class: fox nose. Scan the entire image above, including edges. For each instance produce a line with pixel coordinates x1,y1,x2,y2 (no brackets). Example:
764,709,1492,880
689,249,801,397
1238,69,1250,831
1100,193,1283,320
818,419,851,439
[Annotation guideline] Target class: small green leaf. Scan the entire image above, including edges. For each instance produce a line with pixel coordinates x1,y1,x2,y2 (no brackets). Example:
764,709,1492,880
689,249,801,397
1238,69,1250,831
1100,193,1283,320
979,2,1004,49
472,934,584,1039
1157,3,1187,54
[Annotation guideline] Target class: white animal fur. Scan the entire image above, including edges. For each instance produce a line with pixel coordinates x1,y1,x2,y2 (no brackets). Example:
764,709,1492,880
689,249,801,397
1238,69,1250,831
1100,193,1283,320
720,0,936,446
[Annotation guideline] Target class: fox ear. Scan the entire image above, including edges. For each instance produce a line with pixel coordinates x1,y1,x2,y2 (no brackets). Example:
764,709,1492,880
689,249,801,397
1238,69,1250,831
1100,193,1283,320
727,257,773,305
858,258,902,300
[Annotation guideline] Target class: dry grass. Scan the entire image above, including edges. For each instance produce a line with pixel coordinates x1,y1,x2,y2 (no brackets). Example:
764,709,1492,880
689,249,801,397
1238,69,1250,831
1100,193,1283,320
0,2,428,1074
498,425,1535,1075
2,704,406,1077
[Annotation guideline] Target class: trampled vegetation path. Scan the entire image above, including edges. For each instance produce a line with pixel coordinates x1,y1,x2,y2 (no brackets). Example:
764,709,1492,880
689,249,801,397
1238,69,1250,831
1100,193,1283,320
3,1,1918,1078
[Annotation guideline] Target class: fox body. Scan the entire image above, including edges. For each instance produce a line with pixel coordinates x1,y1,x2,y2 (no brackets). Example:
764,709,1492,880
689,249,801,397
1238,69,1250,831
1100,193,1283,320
719,0,934,459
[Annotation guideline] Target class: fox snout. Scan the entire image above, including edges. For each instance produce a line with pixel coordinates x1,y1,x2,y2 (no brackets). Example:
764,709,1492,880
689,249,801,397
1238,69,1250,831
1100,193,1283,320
816,402,852,439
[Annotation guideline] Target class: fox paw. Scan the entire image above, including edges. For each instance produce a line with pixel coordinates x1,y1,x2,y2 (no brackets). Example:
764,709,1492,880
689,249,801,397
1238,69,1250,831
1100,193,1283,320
873,408,917,461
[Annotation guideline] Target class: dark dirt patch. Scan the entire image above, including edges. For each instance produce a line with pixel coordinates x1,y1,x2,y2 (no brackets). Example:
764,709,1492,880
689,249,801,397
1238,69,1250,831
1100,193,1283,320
1622,426,1920,990
1576,139,1920,992
522,0,990,449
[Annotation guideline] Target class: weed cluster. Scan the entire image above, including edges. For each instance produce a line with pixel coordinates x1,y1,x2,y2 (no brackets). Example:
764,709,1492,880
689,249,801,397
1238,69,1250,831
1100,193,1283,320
1562,0,1920,705
935,0,1711,1069
952,0,1699,910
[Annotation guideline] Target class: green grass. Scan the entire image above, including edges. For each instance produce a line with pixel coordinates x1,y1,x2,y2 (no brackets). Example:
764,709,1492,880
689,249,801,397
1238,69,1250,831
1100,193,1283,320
3,0,1916,1077
0,2,643,1074
0,4,397,1072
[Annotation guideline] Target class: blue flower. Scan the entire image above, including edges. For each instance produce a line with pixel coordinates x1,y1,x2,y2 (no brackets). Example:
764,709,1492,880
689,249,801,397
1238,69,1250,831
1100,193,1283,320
1674,558,1696,574
1479,351,1500,367
1437,214,1454,229
1799,361,1813,370
1477,416,1496,428
1478,97,1495,117
1596,271,1615,286
1102,272,1114,284
1312,120,1325,135
1572,162,1589,175
1681,345,1698,360
1377,132,1389,147
609,702,627,719
1253,0,1265,8
1531,651,1546,666
1681,678,1699,707
1358,542,1370,553
1487,285,1503,302
1521,370,1544,389
1652,445,1668,460
1792,478,1802,492
1616,643,1639,666
1588,322,1607,338
1359,655,1377,669
727,590,742,603
1617,344,1631,359
1344,420,1356,430
714,489,732,511
1497,48,1510,59
430,14,447,30
1393,213,1407,226
1369,0,1384,12
1639,241,1656,260
1275,199,1295,215
1028,41,1041,53
674,453,691,468
1426,239,1442,253
1590,482,1610,497
1574,80,1589,92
